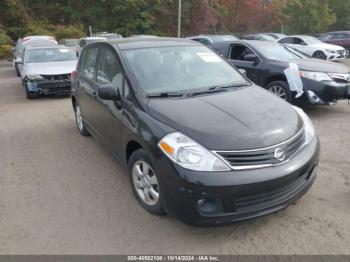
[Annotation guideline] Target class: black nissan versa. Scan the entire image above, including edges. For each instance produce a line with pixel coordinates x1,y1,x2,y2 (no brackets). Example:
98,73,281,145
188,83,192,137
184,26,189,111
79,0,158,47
209,40,350,105
71,38,320,226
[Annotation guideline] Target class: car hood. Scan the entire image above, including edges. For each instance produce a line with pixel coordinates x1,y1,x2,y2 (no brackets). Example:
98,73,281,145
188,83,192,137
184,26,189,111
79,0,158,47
285,58,350,73
147,86,303,151
309,42,343,50
24,60,77,75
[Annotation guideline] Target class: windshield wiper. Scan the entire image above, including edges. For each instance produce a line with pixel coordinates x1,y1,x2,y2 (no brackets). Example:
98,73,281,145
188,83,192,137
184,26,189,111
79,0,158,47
147,92,185,98
186,83,249,97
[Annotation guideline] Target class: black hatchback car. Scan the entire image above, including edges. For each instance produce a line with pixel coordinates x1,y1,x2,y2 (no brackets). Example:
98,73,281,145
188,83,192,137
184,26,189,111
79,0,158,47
71,38,320,226
210,40,350,105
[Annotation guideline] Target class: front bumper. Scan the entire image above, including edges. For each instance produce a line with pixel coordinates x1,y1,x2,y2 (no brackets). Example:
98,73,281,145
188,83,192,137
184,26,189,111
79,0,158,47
26,79,71,96
326,50,347,61
300,78,350,105
154,137,320,226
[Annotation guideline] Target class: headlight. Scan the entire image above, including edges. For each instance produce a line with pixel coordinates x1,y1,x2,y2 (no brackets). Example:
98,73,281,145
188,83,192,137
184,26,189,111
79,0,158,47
26,74,44,81
294,106,315,144
325,49,336,53
158,132,230,172
299,71,332,82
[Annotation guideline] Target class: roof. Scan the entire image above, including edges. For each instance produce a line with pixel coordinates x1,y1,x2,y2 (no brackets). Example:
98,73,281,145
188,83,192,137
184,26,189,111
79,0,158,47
107,37,200,50
25,45,70,50
80,37,106,40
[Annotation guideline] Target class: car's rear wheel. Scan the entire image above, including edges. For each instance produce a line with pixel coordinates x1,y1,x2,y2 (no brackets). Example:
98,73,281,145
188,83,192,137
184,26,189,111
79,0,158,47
313,51,327,60
128,149,164,215
266,81,292,103
74,103,90,136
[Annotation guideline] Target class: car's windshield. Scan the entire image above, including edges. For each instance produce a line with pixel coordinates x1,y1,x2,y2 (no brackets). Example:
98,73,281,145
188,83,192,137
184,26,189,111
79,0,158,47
302,36,322,44
211,35,238,42
123,45,249,94
26,48,76,63
256,43,302,60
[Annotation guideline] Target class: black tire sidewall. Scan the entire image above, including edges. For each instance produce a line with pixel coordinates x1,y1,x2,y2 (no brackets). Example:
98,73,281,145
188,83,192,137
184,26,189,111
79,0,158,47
266,81,293,103
128,149,164,215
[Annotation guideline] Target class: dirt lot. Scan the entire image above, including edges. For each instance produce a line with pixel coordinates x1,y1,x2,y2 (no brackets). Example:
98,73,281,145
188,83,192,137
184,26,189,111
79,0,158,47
0,60,349,255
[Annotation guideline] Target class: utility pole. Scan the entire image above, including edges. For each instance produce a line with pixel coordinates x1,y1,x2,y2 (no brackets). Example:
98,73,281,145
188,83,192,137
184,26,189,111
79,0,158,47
177,0,182,38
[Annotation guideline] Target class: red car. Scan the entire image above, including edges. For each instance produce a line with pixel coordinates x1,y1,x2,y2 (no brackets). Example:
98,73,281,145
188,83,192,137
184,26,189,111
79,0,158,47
318,31,350,56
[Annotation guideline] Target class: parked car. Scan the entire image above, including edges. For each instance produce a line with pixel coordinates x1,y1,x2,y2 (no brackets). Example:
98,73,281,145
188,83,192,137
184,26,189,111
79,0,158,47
240,33,276,41
58,38,79,54
13,35,58,76
71,37,319,226
15,45,77,99
209,40,350,105
278,35,346,60
186,34,238,45
318,31,350,55
75,37,106,57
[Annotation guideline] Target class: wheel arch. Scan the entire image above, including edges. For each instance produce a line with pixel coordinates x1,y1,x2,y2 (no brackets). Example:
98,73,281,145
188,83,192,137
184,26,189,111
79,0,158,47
264,74,287,87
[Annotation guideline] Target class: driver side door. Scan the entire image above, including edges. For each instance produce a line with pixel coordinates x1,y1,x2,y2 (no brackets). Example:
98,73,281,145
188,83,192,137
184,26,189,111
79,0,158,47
227,44,262,85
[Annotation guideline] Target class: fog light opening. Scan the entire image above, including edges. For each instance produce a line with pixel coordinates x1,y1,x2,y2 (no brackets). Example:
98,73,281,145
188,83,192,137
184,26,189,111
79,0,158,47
307,90,321,103
196,198,222,216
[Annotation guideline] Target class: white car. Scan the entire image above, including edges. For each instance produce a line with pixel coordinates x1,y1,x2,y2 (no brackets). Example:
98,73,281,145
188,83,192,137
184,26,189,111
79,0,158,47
13,35,58,76
278,35,347,61
75,37,106,57
14,45,77,99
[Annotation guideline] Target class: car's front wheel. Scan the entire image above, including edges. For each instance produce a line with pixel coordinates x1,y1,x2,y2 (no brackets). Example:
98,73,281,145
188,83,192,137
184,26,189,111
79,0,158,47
74,103,90,136
313,51,327,60
128,149,164,215
266,81,292,103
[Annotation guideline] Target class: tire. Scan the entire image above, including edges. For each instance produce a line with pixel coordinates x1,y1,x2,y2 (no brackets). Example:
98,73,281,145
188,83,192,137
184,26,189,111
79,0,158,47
74,103,90,136
128,149,164,215
266,81,293,103
15,64,20,77
312,51,327,60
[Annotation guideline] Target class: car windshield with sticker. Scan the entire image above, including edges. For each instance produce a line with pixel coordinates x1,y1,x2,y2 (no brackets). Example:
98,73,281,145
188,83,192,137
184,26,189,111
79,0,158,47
123,45,248,94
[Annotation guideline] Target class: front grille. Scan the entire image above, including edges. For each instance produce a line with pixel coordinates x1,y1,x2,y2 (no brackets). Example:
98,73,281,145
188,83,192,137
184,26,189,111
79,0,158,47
215,128,305,170
234,165,315,212
41,74,71,81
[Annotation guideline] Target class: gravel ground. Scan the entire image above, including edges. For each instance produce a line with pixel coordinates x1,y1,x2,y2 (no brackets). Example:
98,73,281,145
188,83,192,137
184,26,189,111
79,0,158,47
0,60,349,255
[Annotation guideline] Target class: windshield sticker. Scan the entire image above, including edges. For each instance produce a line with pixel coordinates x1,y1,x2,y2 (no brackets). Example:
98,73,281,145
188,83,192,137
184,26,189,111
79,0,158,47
59,49,70,53
197,52,221,63
283,63,304,98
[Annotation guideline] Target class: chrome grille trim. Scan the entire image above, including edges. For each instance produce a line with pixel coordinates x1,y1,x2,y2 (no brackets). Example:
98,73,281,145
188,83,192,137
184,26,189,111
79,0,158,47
213,127,305,170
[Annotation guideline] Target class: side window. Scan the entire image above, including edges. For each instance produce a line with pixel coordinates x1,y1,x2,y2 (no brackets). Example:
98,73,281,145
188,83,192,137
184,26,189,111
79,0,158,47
230,45,254,60
123,78,131,100
279,37,293,44
294,38,307,45
97,47,123,93
332,34,346,40
79,40,86,47
83,47,99,80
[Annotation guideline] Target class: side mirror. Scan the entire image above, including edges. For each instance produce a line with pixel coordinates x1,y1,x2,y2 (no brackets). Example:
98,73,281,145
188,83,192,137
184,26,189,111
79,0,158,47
15,58,23,65
238,69,247,76
98,84,121,101
243,54,259,64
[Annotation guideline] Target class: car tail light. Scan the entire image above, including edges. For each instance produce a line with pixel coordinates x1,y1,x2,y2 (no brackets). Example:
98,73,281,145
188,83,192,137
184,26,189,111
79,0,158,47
71,70,78,81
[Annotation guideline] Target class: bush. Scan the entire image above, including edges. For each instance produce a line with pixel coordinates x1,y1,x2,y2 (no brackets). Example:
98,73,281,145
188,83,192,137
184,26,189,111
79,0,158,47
0,44,12,59
50,25,84,40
